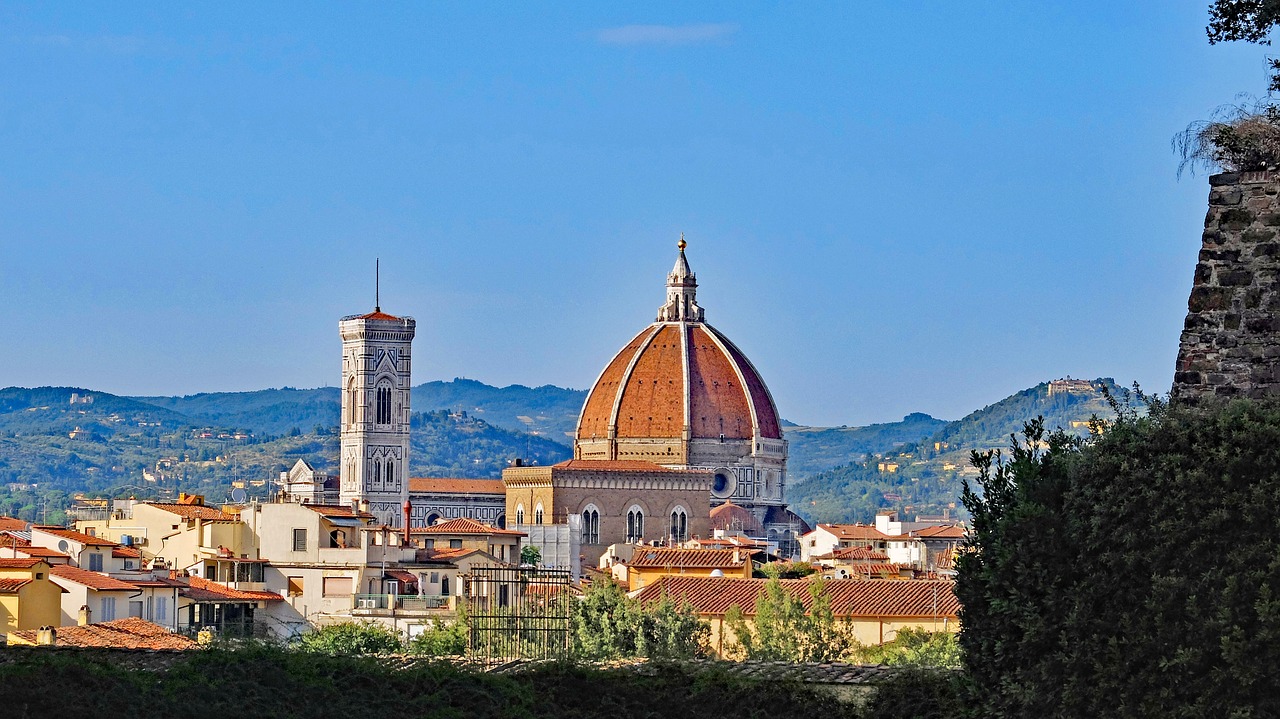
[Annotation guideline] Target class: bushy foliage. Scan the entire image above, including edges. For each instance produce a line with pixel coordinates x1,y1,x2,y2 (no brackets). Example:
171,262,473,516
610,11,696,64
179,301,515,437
520,544,542,566
958,400,1280,717
1176,97,1280,176
726,576,855,662
853,628,961,668
571,579,709,660
758,561,816,579
407,616,468,657
859,668,969,719
297,622,405,656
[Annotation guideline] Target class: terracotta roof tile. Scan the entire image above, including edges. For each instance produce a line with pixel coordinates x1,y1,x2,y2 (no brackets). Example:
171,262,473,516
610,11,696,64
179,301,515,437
182,575,283,603
353,310,402,321
578,327,656,440
112,546,142,559
635,576,960,619
0,558,45,569
709,502,764,534
50,565,139,591
627,548,752,569
0,517,26,532
32,526,119,547
0,578,32,593
912,525,967,539
409,478,506,495
141,503,240,521
816,524,893,541
816,547,890,561
9,618,198,650
413,517,524,537
551,459,682,472
688,325,753,440
17,546,70,559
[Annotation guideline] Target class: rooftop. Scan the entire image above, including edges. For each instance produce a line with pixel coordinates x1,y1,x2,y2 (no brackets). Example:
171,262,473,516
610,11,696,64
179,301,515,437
409,477,506,495
50,565,139,591
815,524,893,541
627,548,752,569
9,618,198,650
32,526,118,547
182,575,283,603
634,576,961,619
141,502,240,522
413,517,525,537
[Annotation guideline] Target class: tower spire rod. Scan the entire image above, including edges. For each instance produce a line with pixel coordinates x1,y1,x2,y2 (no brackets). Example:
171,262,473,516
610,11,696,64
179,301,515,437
375,258,380,312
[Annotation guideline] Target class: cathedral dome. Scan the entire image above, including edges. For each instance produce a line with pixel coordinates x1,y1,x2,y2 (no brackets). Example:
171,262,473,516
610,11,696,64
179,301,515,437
575,240,783,445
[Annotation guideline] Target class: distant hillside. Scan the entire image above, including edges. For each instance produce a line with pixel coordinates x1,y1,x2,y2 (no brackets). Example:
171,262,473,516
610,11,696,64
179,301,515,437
133,378,587,439
0,385,570,524
788,378,1126,525
784,412,950,477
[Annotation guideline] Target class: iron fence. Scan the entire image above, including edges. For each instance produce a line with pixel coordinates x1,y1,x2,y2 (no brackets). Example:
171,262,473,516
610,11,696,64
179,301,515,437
463,566,572,664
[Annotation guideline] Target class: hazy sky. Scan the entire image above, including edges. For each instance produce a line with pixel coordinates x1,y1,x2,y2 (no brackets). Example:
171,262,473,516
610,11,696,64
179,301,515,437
0,3,1268,426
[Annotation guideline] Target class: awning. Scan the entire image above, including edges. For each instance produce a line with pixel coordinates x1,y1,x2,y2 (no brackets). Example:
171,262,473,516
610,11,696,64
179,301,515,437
384,570,419,585
325,517,362,528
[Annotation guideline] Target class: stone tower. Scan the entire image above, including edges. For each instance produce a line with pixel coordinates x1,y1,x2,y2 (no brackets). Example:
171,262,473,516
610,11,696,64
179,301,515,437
339,306,416,526
1174,171,1280,402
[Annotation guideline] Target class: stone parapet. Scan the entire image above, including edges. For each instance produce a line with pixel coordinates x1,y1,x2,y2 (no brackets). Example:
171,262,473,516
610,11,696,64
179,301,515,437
1174,171,1280,401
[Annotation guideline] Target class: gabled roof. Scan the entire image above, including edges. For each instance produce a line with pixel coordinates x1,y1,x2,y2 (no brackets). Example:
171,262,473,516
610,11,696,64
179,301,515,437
8,618,198,650
409,477,506,495
634,576,960,619
815,546,890,561
50,565,139,591
0,558,47,569
112,546,142,559
413,517,524,537
32,526,118,547
140,503,240,522
181,575,282,603
16,546,70,560
912,525,967,539
0,578,32,593
0,517,26,532
627,548,751,570
814,524,892,541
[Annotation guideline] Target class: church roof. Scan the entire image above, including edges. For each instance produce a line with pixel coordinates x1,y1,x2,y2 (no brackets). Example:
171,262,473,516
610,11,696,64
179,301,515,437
412,516,525,537
576,242,783,443
409,477,506,495
709,502,765,534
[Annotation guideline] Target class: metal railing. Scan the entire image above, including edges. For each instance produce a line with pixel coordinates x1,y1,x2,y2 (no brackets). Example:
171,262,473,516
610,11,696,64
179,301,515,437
352,593,453,613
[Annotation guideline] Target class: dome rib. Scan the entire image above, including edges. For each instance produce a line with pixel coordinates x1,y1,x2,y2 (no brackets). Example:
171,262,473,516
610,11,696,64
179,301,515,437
575,326,660,441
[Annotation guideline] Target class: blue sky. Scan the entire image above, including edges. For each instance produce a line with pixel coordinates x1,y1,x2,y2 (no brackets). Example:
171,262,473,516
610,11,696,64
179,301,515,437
0,2,1268,426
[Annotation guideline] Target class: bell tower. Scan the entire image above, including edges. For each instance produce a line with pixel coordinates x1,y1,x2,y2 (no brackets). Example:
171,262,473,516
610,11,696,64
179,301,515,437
338,292,416,527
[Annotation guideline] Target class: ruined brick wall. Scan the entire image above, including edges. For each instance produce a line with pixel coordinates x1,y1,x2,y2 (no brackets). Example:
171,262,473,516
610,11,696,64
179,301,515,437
1174,171,1280,401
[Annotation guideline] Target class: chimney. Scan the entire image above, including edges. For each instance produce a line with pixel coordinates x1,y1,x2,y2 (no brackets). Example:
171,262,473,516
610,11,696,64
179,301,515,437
403,499,412,546
351,498,360,513
732,548,741,565
36,626,56,646
78,605,91,626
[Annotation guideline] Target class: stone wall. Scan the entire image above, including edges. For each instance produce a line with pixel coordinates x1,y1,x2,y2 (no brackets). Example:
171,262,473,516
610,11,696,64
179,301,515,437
1174,171,1280,401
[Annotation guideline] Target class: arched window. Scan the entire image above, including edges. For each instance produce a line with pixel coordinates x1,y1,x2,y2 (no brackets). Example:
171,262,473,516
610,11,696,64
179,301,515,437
384,459,395,489
581,505,600,545
626,506,645,543
496,514,506,530
516,505,525,525
426,512,441,526
371,459,382,490
376,381,393,425
534,504,544,525
346,378,357,427
670,507,688,543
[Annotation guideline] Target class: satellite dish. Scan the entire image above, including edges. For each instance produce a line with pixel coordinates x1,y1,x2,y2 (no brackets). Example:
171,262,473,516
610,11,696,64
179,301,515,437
229,488,248,504
57,539,69,553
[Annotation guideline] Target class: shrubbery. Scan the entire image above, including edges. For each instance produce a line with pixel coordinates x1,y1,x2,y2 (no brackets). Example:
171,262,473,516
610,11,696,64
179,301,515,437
572,578,709,660
958,400,1280,717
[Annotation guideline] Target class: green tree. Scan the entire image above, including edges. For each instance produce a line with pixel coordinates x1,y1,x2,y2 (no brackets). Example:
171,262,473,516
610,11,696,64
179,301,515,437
407,615,468,657
519,544,542,566
958,400,1280,717
572,579,709,660
296,622,404,656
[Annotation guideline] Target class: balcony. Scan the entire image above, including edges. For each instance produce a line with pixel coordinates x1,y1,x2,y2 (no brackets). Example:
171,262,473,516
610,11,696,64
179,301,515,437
351,594,453,616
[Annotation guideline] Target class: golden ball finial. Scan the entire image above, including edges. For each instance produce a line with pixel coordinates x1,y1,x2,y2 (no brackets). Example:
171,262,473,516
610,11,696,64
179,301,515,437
678,233,687,251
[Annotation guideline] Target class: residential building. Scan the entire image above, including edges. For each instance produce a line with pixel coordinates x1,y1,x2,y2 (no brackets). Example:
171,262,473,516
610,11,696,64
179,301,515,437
635,576,960,657
621,547,754,591
799,524,893,562
0,558,62,637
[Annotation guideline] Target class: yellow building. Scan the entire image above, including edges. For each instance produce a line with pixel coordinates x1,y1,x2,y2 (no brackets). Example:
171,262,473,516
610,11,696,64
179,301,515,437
76,496,252,570
623,547,754,592
634,575,960,658
0,558,63,638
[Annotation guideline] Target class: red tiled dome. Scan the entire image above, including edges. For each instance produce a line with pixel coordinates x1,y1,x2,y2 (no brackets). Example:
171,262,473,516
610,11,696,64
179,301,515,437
576,320,782,442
